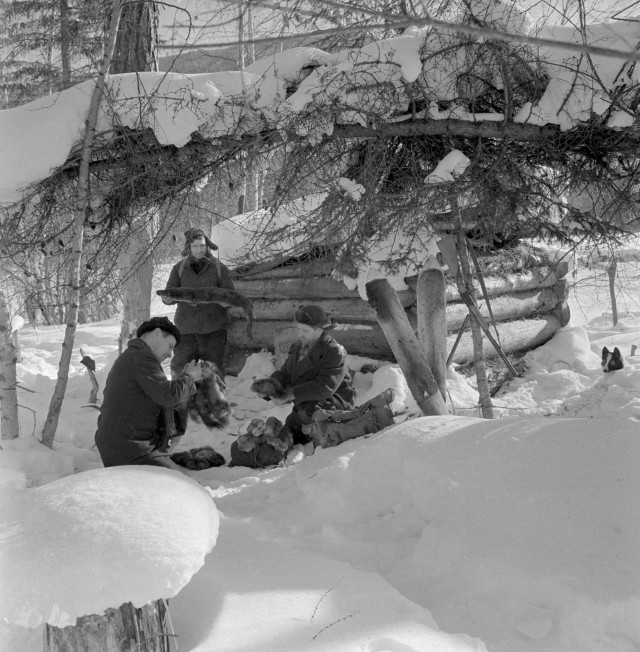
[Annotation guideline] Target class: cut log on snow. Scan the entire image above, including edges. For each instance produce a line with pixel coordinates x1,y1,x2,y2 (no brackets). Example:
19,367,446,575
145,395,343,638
366,278,448,416
416,267,447,401
44,599,170,651
447,313,563,365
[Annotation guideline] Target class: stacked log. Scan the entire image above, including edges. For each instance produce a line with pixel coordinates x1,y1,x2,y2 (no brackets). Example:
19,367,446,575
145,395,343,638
228,246,571,364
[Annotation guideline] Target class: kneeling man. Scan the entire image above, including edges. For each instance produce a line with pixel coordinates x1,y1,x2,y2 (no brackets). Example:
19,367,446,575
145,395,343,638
253,305,355,446
95,316,202,469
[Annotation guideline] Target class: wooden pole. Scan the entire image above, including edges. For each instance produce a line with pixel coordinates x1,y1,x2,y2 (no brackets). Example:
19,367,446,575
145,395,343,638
416,266,447,401
366,278,448,416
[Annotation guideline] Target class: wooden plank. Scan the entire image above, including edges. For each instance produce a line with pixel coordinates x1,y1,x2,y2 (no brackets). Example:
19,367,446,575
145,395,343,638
233,259,335,280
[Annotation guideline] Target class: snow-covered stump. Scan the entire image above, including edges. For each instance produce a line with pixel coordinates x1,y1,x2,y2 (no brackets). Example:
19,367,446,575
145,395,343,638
0,467,219,651
416,265,447,401
43,599,170,651
366,278,448,416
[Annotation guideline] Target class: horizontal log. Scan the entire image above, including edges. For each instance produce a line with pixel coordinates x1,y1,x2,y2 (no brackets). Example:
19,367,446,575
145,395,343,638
252,297,378,323
406,265,564,301
232,259,335,280
446,313,563,365
229,308,564,363
233,276,415,306
410,287,560,332
228,319,393,357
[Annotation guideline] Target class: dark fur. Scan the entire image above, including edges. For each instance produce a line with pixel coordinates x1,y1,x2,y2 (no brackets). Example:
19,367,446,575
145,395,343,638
171,445,225,470
601,346,624,373
156,287,255,341
175,361,232,435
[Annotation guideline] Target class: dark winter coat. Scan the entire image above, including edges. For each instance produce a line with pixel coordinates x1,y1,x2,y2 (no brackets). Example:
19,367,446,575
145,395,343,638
95,339,194,467
271,331,355,406
164,254,235,335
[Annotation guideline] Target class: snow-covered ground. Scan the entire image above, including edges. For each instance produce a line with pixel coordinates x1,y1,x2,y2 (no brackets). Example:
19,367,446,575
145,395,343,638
1,260,640,652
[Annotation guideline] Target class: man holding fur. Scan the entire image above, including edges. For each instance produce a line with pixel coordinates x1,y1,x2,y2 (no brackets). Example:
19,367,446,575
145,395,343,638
95,316,203,469
252,305,355,447
163,228,236,375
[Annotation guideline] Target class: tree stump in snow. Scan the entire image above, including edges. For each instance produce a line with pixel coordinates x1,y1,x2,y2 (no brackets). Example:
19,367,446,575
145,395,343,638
366,278,448,417
43,599,171,651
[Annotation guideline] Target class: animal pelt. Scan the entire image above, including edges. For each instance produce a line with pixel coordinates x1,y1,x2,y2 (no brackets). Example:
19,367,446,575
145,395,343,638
250,377,285,400
602,346,624,373
228,417,294,468
171,446,226,470
175,361,231,435
156,287,255,341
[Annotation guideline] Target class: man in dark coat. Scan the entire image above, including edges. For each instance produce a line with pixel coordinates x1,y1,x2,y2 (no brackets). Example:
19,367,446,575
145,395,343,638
95,316,203,469
163,228,236,376
252,305,355,446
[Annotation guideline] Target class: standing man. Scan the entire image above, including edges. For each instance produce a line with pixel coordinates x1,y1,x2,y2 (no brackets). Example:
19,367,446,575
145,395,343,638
163,228,236,376
95,316,203,469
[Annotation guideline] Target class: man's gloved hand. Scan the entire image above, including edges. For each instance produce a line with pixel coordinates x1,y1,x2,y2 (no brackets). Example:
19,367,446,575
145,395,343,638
250,378,281,398
271,386,295,405
183,361,203,382
227,306,245,320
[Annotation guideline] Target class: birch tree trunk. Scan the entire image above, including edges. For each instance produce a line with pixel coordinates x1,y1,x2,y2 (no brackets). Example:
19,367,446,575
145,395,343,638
0,288,19,440
366,278,448,416
40,1,123,448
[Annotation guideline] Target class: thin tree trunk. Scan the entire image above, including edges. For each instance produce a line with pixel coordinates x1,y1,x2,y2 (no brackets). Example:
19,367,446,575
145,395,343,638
416,265,447,401
451,193,493,418
118,228,153,352
59,0,71,86
0,289,19,440
458,232,494,418
41,0,123,448
608,260,618,326
366,278,448,416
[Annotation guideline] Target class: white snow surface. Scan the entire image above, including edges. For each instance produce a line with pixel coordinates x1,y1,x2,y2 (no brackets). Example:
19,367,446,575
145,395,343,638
0,466,219,628
1,259,640,650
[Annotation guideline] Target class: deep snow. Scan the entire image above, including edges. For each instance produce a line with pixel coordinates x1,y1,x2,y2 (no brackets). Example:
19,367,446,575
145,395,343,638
1,260,639,651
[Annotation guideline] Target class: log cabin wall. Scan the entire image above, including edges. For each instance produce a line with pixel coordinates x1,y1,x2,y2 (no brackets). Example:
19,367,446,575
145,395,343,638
227,245,572,365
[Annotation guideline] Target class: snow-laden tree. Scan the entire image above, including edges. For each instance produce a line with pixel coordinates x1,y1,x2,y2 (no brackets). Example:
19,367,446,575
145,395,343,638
3,0,640,435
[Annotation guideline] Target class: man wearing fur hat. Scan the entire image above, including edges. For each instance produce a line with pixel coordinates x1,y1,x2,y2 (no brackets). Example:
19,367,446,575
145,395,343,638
251,305,356,447
163,228,236,377
95,316,203,469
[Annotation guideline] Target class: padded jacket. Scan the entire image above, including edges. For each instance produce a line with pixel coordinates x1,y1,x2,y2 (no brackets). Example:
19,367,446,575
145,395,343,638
164,254,235,334
95,339,194,466
271,331,355,406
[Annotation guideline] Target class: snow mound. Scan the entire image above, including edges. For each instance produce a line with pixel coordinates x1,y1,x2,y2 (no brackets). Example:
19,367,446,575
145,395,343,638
213,415,640,652
0,466,219,628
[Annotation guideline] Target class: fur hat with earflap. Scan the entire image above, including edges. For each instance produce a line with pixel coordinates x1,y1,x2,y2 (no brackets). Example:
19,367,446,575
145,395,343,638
181,228,219,257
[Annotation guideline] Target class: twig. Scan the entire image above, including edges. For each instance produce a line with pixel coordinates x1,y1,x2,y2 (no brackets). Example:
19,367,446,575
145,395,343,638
312,612,359,640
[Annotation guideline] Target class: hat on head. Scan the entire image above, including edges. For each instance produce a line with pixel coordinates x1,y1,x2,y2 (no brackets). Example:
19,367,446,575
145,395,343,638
294,305,335,330
136,316,181,344
183,228,218,256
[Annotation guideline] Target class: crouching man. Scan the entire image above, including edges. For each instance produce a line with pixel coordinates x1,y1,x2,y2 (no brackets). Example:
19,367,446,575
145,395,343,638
95,316,203,470
252,305,355,447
